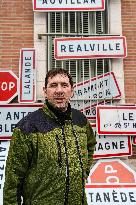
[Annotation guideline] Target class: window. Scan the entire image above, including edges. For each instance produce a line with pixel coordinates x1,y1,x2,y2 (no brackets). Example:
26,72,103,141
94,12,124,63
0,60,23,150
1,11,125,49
47,0,109,80
44,0,118,116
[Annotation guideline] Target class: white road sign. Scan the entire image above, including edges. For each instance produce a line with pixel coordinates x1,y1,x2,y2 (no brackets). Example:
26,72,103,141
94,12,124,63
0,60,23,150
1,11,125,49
97,106,136,135
70,72,121,119
92,124,132,159
0,141,10,204
33,0,105,11
71,72,121,101
0,104,42,140
85,159,136,204
19,48,36,103
85,184,136,205
54,36,127,60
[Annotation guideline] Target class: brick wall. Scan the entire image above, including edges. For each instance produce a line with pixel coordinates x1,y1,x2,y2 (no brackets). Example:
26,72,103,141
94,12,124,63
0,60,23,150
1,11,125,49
0,0,34,76
1,1,136,103
121,0,136,104
122,1,136,160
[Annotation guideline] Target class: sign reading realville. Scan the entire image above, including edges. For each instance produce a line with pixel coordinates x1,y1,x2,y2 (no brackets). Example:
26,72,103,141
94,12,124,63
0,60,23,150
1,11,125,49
54,36,127,60
33,0,105,11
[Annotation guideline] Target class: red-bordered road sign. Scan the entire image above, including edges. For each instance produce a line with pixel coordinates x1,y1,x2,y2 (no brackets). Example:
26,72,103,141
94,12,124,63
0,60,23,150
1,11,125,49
87,159,136,184
33,0,105,12
91,124,132,159
96,105,136,135
0,104,42,140
54,36,127,60
19,48,36,103
85,184,136,205
85,159,136,204
0,71,18,104
72,72,121,101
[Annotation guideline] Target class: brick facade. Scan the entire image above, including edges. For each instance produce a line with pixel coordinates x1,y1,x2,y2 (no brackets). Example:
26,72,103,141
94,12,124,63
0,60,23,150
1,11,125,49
1,1,136,104
0,0,34,76
121,1,136,161
121,1,136,104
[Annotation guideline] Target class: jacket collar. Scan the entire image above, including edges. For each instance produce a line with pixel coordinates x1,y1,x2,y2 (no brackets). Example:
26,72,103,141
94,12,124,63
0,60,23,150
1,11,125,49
42,100,72,125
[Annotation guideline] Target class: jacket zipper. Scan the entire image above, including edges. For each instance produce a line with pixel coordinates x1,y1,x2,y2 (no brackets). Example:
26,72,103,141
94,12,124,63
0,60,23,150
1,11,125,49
61,125,70,205
72,125,85,205
55,135,62,168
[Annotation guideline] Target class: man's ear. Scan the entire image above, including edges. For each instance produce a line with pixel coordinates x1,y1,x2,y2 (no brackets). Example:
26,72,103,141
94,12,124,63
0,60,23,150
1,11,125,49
71,87,74,98
43,87,47,97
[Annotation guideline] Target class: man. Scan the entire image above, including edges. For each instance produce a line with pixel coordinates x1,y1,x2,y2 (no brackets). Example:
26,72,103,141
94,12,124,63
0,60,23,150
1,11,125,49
3,68,96,205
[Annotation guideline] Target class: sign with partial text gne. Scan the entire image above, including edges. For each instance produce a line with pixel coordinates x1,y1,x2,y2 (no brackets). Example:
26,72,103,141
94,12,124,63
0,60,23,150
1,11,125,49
92,124,132,159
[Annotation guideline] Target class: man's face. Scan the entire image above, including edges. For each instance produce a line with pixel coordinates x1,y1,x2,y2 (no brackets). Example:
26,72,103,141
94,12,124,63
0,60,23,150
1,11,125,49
44,74,73,111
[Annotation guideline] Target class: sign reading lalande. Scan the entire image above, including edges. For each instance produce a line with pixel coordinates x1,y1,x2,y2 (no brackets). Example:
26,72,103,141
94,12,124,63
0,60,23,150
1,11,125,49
19,48,36,103
54,36,127,60
33,0,105,11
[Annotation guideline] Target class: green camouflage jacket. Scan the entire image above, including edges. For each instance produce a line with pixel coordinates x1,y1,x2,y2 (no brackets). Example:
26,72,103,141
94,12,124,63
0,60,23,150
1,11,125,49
3,103,96,205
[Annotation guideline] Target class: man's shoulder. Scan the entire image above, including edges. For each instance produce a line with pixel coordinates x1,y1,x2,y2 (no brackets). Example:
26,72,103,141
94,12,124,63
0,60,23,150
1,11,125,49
17,108,43,125
16,108,44,133
71,108,87,126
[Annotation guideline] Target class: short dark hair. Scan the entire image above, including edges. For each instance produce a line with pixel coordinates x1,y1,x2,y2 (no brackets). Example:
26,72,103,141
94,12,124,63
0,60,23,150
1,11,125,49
45,68,73,88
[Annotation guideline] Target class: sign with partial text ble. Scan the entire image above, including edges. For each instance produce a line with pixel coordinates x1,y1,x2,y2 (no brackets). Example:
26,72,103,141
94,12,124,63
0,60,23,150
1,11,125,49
0,104,42,140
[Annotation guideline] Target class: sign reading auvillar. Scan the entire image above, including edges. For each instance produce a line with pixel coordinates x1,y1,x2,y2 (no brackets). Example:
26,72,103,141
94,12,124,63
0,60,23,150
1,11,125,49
54,36,127,60
33,0,105,11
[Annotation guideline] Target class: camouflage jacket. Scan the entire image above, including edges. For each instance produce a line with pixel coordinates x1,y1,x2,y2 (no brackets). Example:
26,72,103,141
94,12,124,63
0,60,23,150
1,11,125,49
3,103,96,205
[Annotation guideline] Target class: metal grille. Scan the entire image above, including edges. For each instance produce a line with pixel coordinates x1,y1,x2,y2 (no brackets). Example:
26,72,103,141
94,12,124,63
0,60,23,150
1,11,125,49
46,0,115,119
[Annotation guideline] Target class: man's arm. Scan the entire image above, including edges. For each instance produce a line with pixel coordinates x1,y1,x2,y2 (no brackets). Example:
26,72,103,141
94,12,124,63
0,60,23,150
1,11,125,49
86,120,97,175
3,128,32,205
